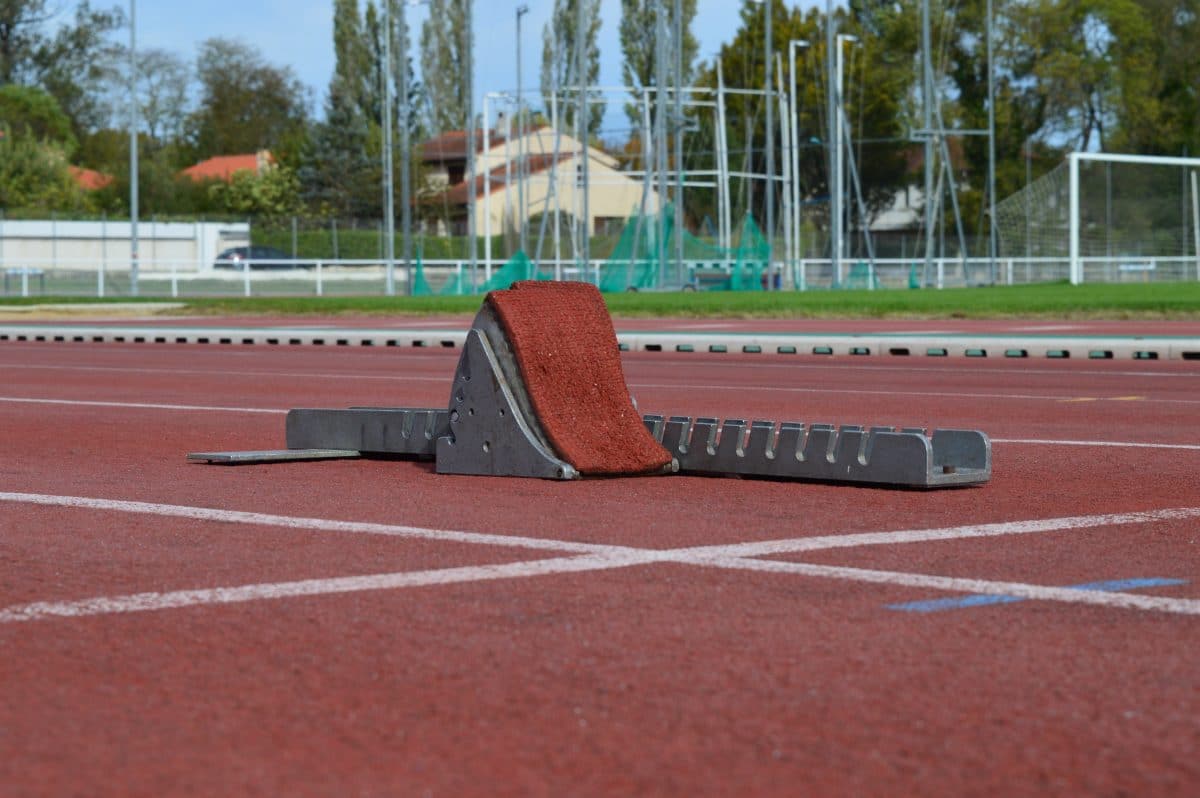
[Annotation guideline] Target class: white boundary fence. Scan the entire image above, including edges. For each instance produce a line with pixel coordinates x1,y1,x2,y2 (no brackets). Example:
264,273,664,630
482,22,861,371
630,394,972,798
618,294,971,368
2,254,1198,299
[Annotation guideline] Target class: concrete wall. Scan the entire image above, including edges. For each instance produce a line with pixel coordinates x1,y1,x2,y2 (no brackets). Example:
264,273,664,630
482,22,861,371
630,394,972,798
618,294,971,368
0,220,251,273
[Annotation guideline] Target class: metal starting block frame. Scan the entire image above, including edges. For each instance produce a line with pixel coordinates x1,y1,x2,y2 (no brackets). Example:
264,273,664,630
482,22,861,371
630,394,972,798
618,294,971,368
189,305,991,488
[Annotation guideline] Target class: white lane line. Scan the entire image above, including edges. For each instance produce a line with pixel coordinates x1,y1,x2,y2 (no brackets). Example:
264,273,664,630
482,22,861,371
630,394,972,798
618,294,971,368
0,397,286,414
1,363,449,383
670,507,1200,559
0,553,655,624
4,397,1198,451
992,438,1200,451
3,545,1197,623
689,557,1200,616
2,492,1199,622
0,493,620,555
632,381,1200,405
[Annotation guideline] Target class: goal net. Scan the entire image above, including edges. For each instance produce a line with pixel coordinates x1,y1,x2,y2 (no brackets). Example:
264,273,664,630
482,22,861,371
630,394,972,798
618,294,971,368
994,153,1200,283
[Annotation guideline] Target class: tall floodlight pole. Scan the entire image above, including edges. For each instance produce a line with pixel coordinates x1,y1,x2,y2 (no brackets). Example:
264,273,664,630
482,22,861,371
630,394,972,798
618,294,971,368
383,0,396,295
129,0,139,296
789,40,808,280
986,0,997,283
399,1,420,295
516,5,529,255
465,1,477,289
655,1,668,287
673,0,685,285
835,34,856,266
921,0,936,278
576,0,590,271
825,0,839,285
764,0,774,287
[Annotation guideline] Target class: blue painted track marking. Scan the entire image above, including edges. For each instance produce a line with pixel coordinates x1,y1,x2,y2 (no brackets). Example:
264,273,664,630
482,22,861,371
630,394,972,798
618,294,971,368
889,578,1189,613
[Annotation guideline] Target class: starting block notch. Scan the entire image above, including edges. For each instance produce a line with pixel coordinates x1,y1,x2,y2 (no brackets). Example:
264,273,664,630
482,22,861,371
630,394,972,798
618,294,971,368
188,281,991,488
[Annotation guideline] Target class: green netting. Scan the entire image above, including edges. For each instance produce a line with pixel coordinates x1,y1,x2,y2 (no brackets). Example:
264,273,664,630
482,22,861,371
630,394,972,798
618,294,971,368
411,250,550,296
411,251,435,295
478,250,552,292
598,205,769,292
731,214,768,291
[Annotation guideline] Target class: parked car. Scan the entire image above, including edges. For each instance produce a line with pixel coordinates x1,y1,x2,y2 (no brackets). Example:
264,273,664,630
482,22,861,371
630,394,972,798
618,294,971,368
213,246,308,270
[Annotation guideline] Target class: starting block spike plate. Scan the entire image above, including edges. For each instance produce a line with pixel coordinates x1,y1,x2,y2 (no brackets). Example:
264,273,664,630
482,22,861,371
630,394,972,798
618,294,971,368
641,415,990,487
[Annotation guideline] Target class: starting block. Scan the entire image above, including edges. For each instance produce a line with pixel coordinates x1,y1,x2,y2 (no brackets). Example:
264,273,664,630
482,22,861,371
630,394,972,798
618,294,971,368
189,281,990,488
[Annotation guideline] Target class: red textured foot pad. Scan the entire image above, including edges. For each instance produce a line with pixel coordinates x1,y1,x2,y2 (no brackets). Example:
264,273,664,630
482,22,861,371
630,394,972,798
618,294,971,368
486,281,672,476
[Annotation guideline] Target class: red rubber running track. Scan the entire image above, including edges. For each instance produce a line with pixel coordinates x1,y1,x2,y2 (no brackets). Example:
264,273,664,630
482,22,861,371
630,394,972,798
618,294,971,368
1,338,1198,795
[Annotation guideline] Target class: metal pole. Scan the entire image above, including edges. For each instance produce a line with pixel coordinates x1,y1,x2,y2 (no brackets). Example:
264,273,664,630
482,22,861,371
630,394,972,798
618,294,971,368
789,40,807,275
484,95,493,279
716,59,731,258
577,0,590,270
129,0,139,296
921,0,935,281
835,35,855,273
986,0,997,282
825,0,839,284
516,5,529,255
1192,170,1199,280
655,1,667,287
1068,152,1081,284
777,54,791,287
465,0,476,290
400,1,416,294
673,0,685,286
764,0,774,287
383,0,396,295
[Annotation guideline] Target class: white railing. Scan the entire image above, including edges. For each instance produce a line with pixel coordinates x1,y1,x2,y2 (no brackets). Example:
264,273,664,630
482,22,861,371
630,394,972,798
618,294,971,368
0,254,1197,298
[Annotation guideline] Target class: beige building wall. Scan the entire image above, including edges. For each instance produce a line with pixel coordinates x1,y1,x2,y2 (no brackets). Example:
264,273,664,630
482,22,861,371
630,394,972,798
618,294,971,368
474,129,661,237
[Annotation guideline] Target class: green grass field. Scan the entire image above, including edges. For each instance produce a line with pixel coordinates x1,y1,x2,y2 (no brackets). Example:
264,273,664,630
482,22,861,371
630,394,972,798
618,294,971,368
3,282,1200,319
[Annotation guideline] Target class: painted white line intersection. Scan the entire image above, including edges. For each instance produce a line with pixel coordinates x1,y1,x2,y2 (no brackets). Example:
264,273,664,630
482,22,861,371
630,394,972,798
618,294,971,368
1,493,1197,623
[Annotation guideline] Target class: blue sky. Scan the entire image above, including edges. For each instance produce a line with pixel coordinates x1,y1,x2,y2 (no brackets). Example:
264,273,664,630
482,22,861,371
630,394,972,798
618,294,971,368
127,0,811,134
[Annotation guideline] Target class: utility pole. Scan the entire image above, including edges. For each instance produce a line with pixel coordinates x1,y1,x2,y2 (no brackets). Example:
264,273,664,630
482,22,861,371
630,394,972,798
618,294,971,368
516,4,529,255
129,0,139,296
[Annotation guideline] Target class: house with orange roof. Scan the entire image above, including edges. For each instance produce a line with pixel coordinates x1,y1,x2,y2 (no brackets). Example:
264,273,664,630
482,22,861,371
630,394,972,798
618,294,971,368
180,150,275,183
67,165,113,191
419,123,660,238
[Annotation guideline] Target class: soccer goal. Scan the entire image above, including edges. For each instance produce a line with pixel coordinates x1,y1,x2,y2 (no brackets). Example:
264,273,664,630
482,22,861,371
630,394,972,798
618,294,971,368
994,152,1200,284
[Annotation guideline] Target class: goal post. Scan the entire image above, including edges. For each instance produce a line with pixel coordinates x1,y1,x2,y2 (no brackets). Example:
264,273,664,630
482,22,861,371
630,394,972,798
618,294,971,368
1068,152,1200,285
995,152,1200,285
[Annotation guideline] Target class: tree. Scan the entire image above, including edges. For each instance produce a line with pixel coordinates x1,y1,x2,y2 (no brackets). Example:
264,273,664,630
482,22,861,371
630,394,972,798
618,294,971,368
187,38,311,161
0,135,93,212
419,0,469,133
0,83,76,150
618,0,698,129
134,48,192,147
540,0,604,135
209,163,303,218
0,1,123,134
